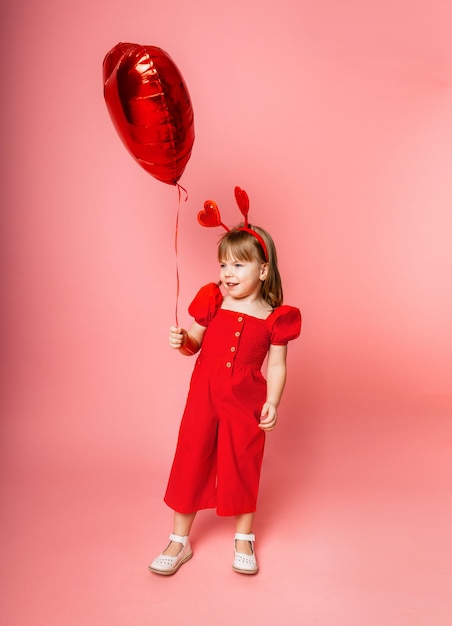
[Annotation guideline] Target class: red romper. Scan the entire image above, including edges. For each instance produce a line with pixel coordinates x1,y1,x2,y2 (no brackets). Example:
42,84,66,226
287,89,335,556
164,283,301,516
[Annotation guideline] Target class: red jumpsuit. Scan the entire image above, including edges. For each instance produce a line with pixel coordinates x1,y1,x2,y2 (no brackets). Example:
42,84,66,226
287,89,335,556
164,283,301,516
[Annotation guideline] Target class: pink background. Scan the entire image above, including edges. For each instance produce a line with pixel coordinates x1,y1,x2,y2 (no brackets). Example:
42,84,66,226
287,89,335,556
1,1,451,624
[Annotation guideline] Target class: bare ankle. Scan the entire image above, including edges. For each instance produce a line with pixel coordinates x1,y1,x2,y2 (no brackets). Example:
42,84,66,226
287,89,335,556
163,540,184,557
235,539,253,556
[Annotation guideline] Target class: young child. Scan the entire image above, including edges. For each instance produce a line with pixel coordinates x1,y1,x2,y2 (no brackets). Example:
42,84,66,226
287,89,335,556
149,188,301,575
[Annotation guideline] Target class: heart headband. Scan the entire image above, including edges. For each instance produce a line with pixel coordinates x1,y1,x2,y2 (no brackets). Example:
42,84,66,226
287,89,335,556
197,186,269,262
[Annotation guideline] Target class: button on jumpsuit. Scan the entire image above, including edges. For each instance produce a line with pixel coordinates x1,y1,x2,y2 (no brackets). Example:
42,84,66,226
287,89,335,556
164,283,301,516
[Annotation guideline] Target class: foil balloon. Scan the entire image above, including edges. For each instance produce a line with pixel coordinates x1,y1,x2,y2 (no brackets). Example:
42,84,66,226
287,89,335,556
103,42,195,185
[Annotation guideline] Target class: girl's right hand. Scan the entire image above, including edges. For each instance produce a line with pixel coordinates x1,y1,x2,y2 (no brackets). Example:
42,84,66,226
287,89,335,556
169,326,187,349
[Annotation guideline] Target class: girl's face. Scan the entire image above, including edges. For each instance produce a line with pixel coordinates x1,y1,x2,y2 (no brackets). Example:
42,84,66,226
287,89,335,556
219,256,268,300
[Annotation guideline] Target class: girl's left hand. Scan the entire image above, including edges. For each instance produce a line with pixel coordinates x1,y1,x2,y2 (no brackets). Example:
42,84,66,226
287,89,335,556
259,402,278,431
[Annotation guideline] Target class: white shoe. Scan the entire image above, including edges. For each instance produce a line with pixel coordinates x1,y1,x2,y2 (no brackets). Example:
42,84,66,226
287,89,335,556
148,533,193,575
232,532,258,575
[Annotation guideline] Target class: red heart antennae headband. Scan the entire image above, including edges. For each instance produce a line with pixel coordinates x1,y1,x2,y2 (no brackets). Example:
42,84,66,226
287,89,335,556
197,186,269,262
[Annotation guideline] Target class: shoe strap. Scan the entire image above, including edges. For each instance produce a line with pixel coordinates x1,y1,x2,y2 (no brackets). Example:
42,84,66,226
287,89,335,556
234,532,255,542
169,533,188,545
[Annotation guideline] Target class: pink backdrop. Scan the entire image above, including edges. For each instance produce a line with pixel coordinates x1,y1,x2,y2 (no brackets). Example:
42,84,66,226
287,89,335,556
1,1,451,624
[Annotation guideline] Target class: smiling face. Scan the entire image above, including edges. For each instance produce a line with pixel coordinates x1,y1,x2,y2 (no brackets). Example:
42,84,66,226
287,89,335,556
217,227,276,308
217,226,283,309
219,257,268,300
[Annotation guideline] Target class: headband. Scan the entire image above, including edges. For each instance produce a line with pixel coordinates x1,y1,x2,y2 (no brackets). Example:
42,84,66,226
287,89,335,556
197,186,269,262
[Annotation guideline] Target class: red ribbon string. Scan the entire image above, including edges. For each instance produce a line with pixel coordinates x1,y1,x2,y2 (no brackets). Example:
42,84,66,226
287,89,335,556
175,184,189,327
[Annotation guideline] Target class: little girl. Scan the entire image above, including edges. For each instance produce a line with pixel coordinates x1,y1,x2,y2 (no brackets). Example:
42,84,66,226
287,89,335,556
149,188,301,575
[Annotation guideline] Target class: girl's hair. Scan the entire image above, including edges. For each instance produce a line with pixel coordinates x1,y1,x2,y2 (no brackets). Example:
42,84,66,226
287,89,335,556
217,224,283,308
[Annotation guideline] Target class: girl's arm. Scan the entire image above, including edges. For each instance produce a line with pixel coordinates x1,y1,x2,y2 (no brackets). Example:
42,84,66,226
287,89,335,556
169,322,206,356
259,344,288,431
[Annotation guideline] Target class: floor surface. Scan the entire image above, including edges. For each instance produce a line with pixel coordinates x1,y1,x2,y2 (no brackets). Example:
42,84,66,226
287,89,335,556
1,401,451,626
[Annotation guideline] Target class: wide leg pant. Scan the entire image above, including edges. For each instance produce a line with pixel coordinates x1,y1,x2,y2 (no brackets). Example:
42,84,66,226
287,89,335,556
164,362,266,516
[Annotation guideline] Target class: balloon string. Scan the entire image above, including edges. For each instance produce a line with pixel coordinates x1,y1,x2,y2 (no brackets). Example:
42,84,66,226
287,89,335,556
177,183,188,201
174,184,189,327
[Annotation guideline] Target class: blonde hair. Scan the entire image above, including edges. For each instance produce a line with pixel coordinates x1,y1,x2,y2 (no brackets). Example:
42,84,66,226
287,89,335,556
217,224,283,308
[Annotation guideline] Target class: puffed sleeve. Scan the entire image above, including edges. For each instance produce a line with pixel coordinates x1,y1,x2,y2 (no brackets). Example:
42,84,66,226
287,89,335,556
188,283,223,327
269,305,302,345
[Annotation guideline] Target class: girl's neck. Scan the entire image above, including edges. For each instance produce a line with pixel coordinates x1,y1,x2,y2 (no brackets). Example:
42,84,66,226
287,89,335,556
221,293,273,319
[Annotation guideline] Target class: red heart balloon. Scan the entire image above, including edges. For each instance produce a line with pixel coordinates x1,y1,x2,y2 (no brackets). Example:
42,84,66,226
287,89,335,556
103,42,195,186
198,201,224,228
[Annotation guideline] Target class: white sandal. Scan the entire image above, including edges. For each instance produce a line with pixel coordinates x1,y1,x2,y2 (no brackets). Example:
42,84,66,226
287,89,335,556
148,533,193,575
232,532,258,575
